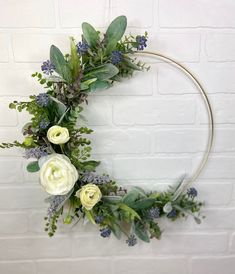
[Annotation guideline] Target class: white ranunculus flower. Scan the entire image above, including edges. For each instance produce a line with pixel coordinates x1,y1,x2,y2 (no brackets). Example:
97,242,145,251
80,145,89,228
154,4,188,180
39,154,78,195
47,125,70,145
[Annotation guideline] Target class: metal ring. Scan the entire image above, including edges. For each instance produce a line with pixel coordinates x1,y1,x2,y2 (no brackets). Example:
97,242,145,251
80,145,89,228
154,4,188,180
135,51,214,185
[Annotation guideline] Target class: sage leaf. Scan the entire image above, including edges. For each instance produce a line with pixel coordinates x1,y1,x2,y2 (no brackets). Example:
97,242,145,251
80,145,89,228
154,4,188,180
82,22,99,48
89,80,111,92
85,63,119,81
105,15,127,53
50,45,72,83
134,221,150,243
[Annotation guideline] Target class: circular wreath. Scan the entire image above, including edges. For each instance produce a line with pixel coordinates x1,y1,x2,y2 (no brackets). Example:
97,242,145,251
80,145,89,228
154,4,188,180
0,16,210,246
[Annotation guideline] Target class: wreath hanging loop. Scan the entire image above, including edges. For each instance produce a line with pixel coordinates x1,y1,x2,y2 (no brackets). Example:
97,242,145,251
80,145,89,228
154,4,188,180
0,15,213,246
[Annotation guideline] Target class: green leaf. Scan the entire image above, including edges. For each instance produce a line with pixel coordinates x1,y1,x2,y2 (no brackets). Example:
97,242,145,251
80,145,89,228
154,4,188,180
69,37,80,81
105,15,127,54
26,161,40,173
89,80,111,92
50,45,72,83
119,203,141,220
134,221,150,243
85,64,119,81
80,78,97,90
131,198,156,210
110,222,122,239
82,160,100,171
123,58,142,71
84,209,96,225
50,96,67,118
82,22,99,48
123,187,146,206
102,195,122,204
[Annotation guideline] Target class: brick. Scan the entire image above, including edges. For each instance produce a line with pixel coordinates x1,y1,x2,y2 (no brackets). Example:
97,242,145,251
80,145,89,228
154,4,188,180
59,0,108,27
159,0,235,28
0,236,71,260
0,187,46,209
90,129,150,154
206,34,235,62
12,34,71,62
82,97,112,126
230,233,235,252
148,233,228,254
0,158,23,183
113,98,196,125
112,258,188,274
154,129,235,153
0,212,28,234
0,0,55,28
0,262,35,274
148,33,200,62
158,62,235,94
195,208,235,229
199,95,235,124
112,157,191,179
195,157,235,179
0,33,9,62
36,258,112,274
158,63,197,95
192,256,235,274
0,67,43,96
112,0,154,28
0,100,18,127
197,183,232,206
71,233,228,256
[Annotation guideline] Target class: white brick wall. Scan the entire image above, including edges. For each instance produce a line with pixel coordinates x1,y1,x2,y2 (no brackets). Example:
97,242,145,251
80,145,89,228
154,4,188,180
0,0,235,273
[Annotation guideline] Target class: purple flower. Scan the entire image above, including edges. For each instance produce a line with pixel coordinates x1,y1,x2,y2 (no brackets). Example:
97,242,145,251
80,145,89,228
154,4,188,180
100,227,111,238
77,42,89,54
148,207,160,219
111,50,122,65
36,93,49,107
187,187,198,198
41,60,55,75
126,234,137,247
39,118,50,129
136,35,147,50
24,146,47,159
167,208,177,218
95,215,104,224
81,172,110,185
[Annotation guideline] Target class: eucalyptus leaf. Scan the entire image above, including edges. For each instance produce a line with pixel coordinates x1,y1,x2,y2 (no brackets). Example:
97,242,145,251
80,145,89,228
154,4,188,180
105,15,127,54
82,160,100,171
26,161,40,173
82,22,99,48
85,64,119,81
50,45,72,83
134,221,150,243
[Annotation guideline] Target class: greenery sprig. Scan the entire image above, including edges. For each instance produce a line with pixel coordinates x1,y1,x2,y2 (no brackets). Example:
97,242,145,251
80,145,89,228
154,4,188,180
0,15,203,246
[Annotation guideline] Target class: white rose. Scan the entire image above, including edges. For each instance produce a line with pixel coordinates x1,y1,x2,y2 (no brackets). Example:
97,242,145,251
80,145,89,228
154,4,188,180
39,154,78,195
47,125,70,145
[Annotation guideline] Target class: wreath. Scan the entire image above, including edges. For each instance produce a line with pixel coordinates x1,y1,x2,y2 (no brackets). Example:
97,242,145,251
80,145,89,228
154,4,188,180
0,16,204,246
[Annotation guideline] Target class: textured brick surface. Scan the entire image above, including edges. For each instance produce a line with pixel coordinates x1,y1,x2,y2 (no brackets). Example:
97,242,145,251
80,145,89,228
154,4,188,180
0,1,234,273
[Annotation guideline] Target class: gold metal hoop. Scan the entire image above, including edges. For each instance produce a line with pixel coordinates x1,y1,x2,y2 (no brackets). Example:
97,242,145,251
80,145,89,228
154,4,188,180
136,51,214,185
